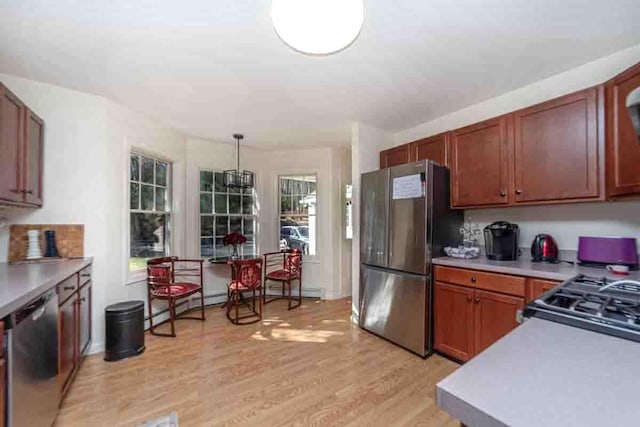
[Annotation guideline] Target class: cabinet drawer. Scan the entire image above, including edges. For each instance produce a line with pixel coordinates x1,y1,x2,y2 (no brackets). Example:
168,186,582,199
526,278,561,303
434,266,525,297
79,264,92,286
57,274,78,304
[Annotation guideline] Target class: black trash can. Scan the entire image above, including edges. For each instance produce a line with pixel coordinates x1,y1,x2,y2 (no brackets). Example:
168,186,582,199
104,300,145,362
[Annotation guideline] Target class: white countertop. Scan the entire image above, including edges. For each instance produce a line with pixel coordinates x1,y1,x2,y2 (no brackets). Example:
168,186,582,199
0,258,92,319
437,318,640,427
433,254,640,282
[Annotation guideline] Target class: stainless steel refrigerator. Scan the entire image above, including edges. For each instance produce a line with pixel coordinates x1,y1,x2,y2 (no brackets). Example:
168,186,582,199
359,160,462,357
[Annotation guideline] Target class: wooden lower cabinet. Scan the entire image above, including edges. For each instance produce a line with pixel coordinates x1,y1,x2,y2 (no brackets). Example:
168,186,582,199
473,290,524,355
59,295,77,391
434,275,525,362
434,282,474,362
57,265,92,403
526,278,561,303
78,282,92,357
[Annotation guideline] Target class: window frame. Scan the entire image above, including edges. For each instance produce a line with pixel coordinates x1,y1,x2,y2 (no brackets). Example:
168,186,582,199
128,151,173,274
277,173,318,257
198,168,258,259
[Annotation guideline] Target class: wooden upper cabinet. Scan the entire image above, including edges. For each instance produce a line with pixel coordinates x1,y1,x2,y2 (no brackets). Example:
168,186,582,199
473,289,523,355
24,108,44,206
410,132,448,166
434,281,474,362
449,115,511,207
513,87,601,203
605,62,640,197
379,144,411,169
0,84,24,203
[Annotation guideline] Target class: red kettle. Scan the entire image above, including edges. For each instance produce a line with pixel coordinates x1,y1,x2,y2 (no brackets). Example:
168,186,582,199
531,234,559,263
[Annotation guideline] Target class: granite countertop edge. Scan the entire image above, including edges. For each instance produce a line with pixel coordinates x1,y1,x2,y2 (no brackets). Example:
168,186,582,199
0,257,93,320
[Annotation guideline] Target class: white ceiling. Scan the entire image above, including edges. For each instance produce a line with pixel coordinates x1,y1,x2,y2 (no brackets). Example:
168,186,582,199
1,0,639,148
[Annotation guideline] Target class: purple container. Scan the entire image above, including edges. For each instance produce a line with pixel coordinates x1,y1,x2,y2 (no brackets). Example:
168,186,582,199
577,236,638,268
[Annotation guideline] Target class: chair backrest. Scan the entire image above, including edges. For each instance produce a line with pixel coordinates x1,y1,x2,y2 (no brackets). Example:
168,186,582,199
147,257,176,290
231,258,263,290
284,250,302,274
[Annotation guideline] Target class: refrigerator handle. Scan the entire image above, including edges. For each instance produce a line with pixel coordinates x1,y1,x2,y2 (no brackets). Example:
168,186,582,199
386,171,391,265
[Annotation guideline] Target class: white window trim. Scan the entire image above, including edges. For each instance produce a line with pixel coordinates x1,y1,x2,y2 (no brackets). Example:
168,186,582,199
276,172,319,261
198,168,259,259
125,145,175,285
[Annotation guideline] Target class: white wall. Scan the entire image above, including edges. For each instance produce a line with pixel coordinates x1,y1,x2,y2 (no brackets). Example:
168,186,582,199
0,74,353,353
389,43,640,256
350,122,394,318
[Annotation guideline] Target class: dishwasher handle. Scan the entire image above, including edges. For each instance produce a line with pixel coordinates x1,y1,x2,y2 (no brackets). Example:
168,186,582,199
13,289,57,326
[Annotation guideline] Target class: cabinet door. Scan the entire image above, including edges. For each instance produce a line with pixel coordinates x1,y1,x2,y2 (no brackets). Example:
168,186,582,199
58,296,77,390
526,278,560,304
449,115,511,207
0,84,24,203
78,283,92,358
605,62,640,197
24,109,44,206
474,290,524,355
514,88,600,203
0,358,5,427
379,144,411,169
434,282,474,362
411,133,447,166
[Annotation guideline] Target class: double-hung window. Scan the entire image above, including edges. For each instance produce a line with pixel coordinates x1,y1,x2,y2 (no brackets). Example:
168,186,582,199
279,175,316,256
199,171,256,258
129,153,171,271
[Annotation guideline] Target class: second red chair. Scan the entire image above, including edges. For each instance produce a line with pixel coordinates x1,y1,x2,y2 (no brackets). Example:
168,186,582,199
227,258,263,325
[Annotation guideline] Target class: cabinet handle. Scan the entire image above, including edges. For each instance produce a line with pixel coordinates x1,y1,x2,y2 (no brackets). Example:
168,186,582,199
475,297,480,304
515,189,522,195
470,276,477,283
499,191,506,197
81,273,91,278
9,189,20,194
466,296,472,302
19,189,33,194
63,286,74,290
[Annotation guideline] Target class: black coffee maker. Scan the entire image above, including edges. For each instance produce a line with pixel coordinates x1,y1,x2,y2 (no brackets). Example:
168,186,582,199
483,221,519,260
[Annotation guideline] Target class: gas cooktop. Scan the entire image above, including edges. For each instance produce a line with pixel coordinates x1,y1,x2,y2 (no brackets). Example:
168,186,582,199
524,275,640,342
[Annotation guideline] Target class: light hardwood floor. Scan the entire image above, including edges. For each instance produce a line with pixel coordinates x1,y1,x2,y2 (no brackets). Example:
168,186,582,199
56,298,460,427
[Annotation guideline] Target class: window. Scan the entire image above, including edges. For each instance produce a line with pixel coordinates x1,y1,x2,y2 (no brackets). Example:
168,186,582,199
199,171,256,258
279,175,316,255
129,153,171,271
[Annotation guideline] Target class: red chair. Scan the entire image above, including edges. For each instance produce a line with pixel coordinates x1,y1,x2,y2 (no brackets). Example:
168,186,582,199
263,249,303,310
147,257,205,337
227,258,263,325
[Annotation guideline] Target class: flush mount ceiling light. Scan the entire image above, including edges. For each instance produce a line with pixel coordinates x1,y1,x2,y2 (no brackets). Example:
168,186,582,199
271,0,364,55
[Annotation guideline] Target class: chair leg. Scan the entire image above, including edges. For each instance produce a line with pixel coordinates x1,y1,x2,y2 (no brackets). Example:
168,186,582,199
287,279,292,310
169,299,176,337
148,296,155,335
235,291,239,325
199,290,206,321
298,278,302,305
258,287,263,319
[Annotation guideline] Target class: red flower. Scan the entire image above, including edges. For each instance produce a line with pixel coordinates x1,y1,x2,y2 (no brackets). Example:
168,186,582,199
223,232,247,246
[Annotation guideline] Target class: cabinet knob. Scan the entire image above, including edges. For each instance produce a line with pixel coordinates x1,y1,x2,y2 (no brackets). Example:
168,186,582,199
80,297,86,302
466,296,472,302
515,189,522,195
470,276,477,283
10,189,20,194
475,297,480,304
500,191,506,197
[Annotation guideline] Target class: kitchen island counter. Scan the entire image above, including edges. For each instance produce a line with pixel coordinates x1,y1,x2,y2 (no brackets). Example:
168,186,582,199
437,317,640,427
0,258,92,319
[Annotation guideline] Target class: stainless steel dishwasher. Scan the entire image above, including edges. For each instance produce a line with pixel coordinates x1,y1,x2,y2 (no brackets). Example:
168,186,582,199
7,289,60,427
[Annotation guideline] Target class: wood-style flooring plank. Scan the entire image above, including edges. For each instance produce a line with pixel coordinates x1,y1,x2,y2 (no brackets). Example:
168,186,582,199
55,298,460,427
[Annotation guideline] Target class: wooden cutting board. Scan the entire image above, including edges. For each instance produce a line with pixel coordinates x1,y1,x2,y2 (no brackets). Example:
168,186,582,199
8,224,84,262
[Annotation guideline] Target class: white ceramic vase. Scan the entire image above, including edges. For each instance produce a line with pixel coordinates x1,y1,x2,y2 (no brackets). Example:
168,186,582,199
26,229,43,259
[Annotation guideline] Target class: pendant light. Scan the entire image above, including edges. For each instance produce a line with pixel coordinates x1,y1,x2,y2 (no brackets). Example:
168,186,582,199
271,0,364,55
223,134,255,189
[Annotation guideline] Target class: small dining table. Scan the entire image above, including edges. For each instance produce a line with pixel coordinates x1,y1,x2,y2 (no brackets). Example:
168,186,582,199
208,255,262,307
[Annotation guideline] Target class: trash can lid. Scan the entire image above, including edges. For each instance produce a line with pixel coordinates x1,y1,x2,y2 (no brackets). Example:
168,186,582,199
106,300,145,313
